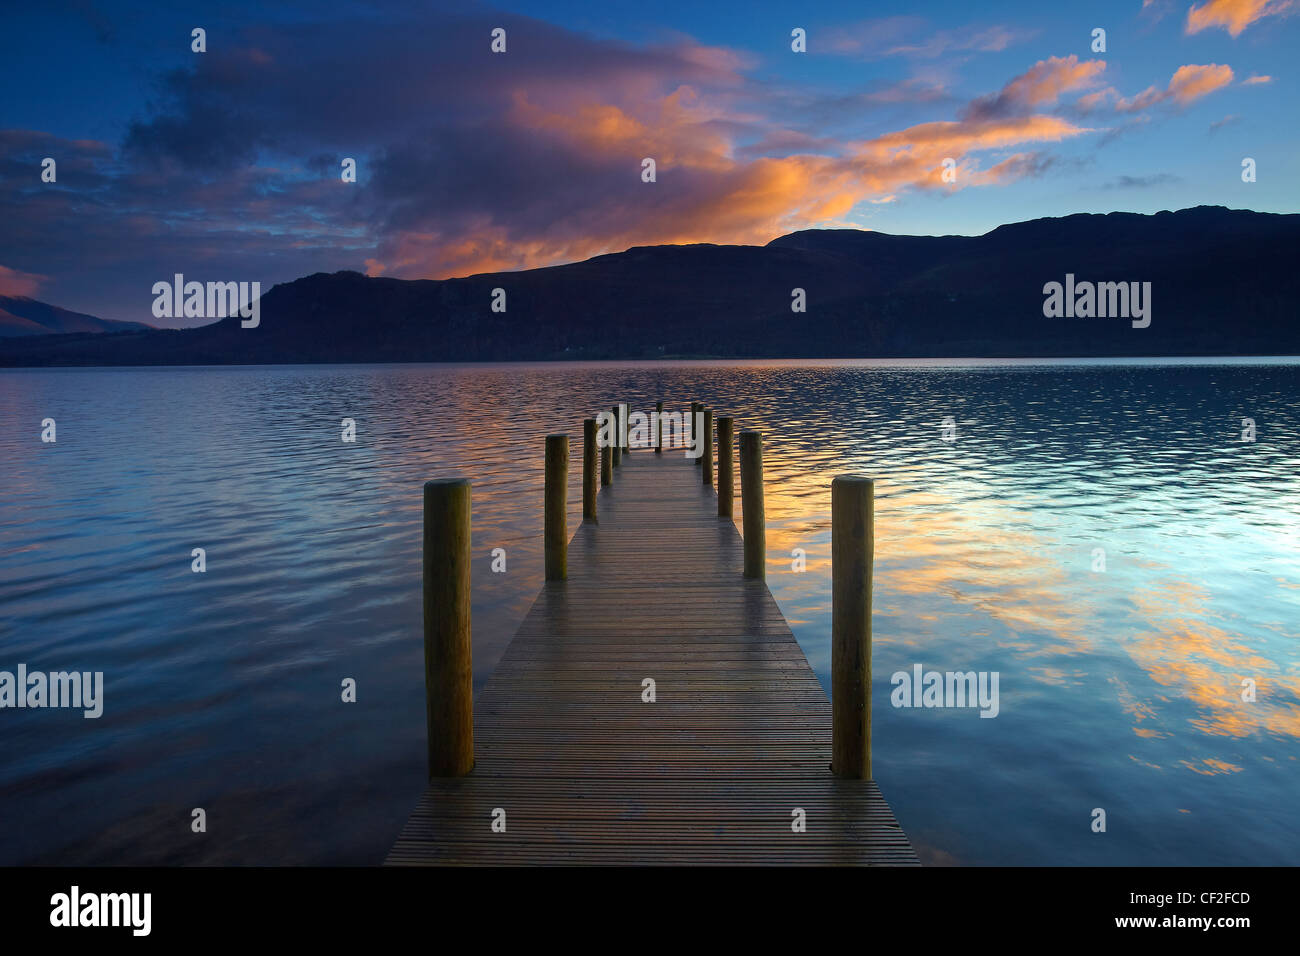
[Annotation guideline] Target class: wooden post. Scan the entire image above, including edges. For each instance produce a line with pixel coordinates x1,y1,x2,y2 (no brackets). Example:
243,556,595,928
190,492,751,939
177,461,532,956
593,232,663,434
621,402,630,455
655,400,663,454
831,476,874,780
693,403,703,465
601,442,612,487
740,430,765,579
582,418,597,522
545,435,568,580
423,479,474,778
685,402,692,455
611,406,621,467
702,407,713,487
717,416,734,517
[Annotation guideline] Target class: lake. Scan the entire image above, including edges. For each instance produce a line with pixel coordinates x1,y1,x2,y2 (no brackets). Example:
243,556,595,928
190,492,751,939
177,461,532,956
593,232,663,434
1,359,1297,865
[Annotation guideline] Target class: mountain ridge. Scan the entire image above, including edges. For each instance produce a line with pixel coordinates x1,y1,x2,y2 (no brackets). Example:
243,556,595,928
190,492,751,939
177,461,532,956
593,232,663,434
2,205,1296,365
0,296,153,338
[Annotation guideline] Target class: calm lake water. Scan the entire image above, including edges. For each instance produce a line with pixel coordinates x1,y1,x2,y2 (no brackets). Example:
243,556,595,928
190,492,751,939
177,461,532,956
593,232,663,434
1,359,1297,865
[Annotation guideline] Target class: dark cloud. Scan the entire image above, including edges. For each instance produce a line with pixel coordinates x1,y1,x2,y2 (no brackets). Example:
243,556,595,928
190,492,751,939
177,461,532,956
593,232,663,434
1103,172,1182,189
0,4,1117,323
4,6,748,321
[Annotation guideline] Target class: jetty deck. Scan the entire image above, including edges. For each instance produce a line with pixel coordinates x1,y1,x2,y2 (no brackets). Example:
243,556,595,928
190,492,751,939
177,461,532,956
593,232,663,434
387,444,917,865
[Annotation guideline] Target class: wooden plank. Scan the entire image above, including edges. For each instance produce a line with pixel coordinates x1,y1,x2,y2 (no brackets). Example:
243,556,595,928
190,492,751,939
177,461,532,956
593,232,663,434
388,446,917,866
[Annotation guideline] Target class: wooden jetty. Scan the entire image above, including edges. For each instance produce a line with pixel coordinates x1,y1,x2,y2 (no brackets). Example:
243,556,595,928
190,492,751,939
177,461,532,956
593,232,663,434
388,407,918,866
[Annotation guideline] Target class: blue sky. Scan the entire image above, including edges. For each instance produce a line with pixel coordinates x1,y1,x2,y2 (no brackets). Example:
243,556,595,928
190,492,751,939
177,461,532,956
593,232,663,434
1,0,1296,323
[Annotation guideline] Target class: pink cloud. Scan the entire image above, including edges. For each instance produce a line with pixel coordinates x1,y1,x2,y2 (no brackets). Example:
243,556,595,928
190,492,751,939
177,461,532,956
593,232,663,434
0,264,47,297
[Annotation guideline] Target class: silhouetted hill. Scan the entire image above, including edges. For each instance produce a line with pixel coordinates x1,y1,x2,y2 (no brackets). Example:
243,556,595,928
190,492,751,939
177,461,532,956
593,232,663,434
0,296,152,338
1,206,1295,365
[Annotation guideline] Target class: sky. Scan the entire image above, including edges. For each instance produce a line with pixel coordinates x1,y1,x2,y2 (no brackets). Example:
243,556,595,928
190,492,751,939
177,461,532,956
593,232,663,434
0,0,1297,325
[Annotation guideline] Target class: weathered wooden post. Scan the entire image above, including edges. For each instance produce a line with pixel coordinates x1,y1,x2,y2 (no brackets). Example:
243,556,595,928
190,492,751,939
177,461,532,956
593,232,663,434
545,435,568,580
601,442,612,487
693,403,703,466
611,406,621,467
739,430,765,579
582,418,597,522
423,478,474,778
702,407,713,487
621,402,631,455
655,400,663,454
717,416,734,517
831,476,874,779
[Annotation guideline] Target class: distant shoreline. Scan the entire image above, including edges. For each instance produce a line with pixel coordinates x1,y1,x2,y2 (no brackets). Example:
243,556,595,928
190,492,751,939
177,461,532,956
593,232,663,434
4,355,1300,372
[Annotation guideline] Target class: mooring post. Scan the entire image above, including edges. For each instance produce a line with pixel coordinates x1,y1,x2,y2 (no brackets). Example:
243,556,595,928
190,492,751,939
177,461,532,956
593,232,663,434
423,479,474,778
831,476,874,779
621,402,630,455
717,416,734,517
655,400,663,454
545,434,568,580
702,407,714,487
693,403,703,466
611,406,621,467
739,430,765,579
601,441,612,487
583,418,597,522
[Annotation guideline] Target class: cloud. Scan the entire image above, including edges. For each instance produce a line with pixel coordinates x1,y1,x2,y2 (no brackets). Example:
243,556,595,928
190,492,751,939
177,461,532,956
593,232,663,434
0,264,47,297
828,18,1036,59
1141,0,1176,23
1186,0,1296,36
1242,74,1274,85
1209,114,1242,133
1076,89,1115,113
826,16,924,55
860,114,1087,158
884,25,1036,58
969,151,1060,185
1168,63,1237,103
965,55,1107,119
1095,115,1153,146
0,7,1105,316
0,129,365,324
1102,172,1182,188
1115,64,1235,112
363,101,1092,277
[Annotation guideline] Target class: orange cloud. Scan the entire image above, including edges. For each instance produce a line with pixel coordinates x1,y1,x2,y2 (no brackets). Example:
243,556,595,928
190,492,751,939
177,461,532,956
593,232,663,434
1170,63,1237,102
375,92,1092,278
1187,0,1296,36
1001,55,1107,107
1117,63,1234,111
963,55,1106,119
862,114,1086,157
368,51,1105,280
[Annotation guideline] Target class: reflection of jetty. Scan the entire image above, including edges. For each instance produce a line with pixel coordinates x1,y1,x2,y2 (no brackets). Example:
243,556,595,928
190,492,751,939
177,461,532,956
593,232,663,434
388,405,917,865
